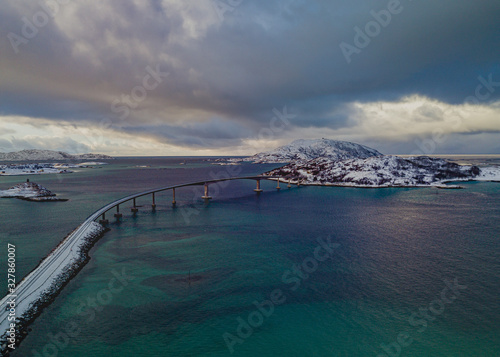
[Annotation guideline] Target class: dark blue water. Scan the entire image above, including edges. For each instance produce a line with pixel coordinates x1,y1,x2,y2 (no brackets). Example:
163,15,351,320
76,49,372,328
1,158,499,356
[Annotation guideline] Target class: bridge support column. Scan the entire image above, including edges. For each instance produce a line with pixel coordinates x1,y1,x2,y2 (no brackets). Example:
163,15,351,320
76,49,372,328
131,198,138,213
288,179,292,188
276,178,281,190
172,188,176,205
202,183,212,200
114,205,122,219
99,212,109,225
254,179,263,193
152,192,156,210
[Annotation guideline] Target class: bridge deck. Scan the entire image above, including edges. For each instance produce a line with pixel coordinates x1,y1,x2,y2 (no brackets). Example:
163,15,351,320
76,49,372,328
91,175,286,220
0,175,298,344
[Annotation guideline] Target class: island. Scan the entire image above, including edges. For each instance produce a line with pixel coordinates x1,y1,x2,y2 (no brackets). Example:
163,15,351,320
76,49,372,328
0,150,113,176
223,139,500,187
0,149,114,161
0,180,68,201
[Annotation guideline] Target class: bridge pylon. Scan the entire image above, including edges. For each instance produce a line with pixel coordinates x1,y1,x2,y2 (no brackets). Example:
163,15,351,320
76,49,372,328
254,179,263,193
202,183,212,199
114,205,123,219
99,212,109,225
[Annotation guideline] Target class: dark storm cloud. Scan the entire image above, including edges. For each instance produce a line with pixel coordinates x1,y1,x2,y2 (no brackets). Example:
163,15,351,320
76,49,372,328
123,118,251,148
0,0,499,151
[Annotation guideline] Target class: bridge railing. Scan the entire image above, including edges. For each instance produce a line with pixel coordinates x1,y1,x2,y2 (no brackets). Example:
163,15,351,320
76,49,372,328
89,175,302,224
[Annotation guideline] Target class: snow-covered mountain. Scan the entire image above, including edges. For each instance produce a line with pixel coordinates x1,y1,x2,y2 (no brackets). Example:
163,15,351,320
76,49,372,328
265,155,486,187
0,149,113,161
246,139,382,164
0,181,67,201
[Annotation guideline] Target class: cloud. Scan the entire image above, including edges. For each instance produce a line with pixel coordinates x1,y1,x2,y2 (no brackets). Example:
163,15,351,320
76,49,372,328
0,0,499,154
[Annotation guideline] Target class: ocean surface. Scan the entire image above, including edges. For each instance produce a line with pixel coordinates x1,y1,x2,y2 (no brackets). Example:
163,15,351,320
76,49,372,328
0,157,499,356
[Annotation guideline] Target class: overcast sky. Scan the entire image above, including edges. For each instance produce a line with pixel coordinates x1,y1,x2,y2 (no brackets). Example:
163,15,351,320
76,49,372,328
1,0,499,156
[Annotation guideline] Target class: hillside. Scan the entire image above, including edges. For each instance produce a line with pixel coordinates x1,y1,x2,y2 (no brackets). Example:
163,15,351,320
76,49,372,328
0,149,113,161
265,155,484,187
245,139,382,164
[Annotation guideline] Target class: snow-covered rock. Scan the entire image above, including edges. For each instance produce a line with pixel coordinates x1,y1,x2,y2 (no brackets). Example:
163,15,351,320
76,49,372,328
265,155,483,187
0,161,107,175
0,163,73,176
244,139,382,164
476,165,500,181
0,149,113,161
75,162,108,167
75,153,113,160
0,181,67,201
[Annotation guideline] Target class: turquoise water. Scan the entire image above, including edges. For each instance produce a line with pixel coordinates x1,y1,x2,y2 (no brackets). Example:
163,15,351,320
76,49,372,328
1,159,499,356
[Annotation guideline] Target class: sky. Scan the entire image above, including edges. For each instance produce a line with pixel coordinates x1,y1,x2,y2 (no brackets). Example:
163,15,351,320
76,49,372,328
0,0,499,156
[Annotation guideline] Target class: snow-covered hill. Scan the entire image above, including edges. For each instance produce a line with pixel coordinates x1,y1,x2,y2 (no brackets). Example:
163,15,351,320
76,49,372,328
246,139,382,164
0,181,67,201
0,149,113,161
264,155,489,187
0,163,73,176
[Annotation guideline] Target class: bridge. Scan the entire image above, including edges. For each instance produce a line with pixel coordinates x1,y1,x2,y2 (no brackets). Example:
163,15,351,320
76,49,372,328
94,175,296,224
0,175,299,349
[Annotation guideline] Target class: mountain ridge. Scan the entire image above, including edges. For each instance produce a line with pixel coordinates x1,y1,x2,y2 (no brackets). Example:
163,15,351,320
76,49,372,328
246,138,382,163
0,149,114,161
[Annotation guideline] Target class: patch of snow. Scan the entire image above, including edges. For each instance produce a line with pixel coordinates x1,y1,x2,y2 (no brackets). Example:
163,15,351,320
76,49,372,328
475,165,500,181
211,162,241,166
75,162,108,166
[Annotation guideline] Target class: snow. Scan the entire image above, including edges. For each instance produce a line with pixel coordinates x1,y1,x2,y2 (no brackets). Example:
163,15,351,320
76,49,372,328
250,138,382,163
211,162,241,166
265,155,486,187
0,222,105,349
0,182,68,201
75,162,108,166
221,138,383,164
475,165,500,181
0,182,54,198
0,163,73,176
0,149,113,161
252,139,500,188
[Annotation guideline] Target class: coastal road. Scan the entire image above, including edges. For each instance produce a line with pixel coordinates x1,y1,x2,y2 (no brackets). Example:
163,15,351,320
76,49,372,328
0,175,283,342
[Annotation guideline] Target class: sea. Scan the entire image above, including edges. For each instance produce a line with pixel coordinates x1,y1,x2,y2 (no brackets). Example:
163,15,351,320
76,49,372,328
0,156,499,357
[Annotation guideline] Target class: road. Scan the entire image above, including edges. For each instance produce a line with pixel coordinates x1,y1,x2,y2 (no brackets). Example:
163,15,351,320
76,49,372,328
0,175,283,342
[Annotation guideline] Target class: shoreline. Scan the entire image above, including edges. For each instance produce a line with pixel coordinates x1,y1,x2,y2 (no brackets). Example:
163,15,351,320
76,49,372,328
0,196,69,202
265,176,500,189
0,224,108,355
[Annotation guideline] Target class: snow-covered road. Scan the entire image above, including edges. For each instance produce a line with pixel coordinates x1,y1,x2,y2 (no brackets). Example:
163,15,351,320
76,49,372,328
0,176,279,350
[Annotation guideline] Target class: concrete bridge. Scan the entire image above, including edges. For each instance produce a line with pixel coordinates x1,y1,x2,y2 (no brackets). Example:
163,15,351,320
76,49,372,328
94,175,298,224
0,175,300,349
